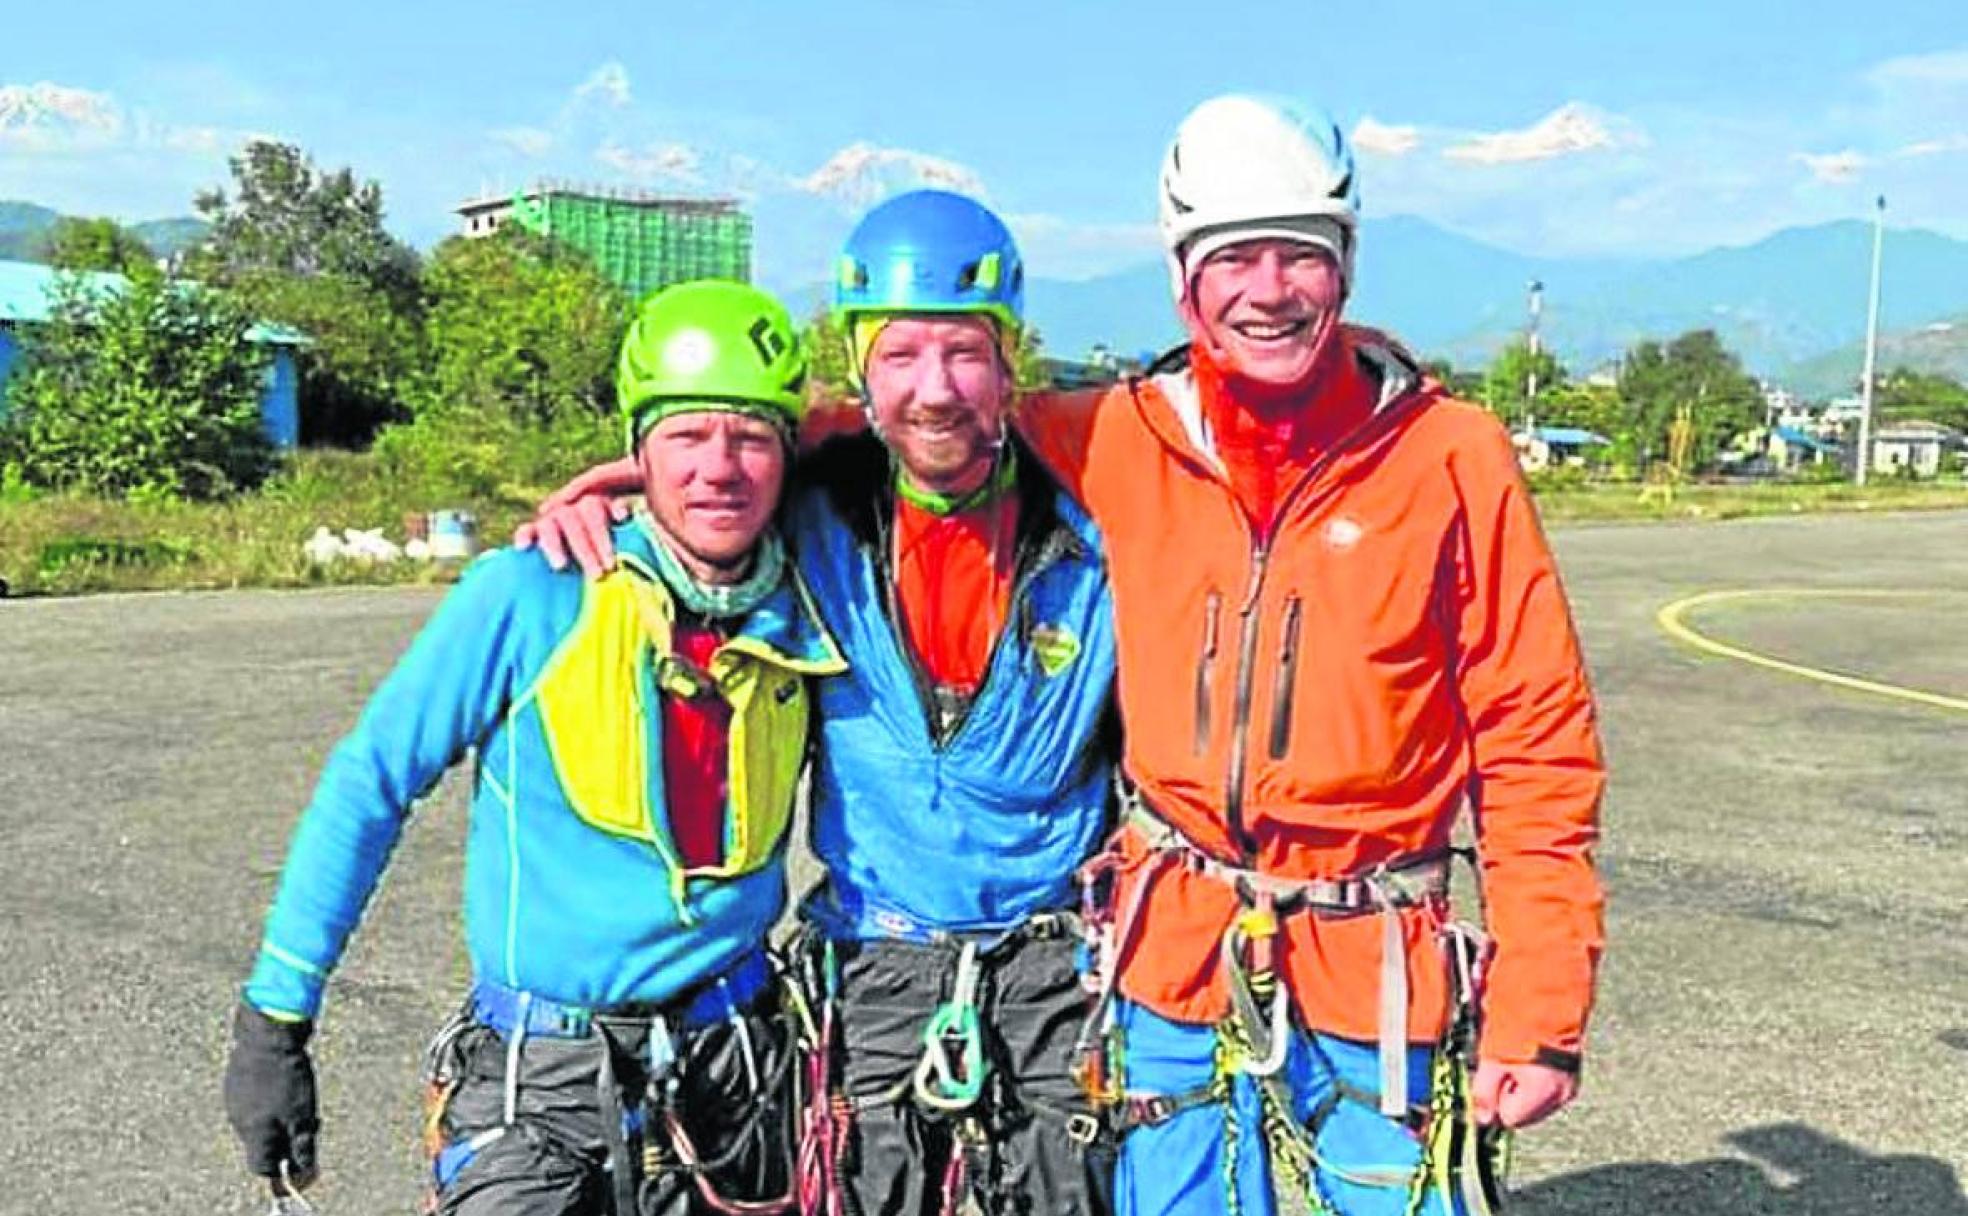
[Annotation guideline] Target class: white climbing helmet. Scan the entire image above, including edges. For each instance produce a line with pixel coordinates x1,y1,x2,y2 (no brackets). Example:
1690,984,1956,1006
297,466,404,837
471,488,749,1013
1158,94,1360,300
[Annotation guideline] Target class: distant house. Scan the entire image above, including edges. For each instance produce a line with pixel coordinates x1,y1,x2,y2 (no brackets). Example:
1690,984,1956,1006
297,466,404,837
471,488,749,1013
1869,420,1963,479
1768,425,1838,472
1514,426,1611,472
0,259,306,447
1821,395,1866,428
1037,344,1158,391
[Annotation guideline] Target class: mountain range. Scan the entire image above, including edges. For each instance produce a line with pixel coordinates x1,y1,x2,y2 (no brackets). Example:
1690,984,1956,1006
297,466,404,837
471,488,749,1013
6,195,1965,397
1026,217,1968,393
0,201,210,263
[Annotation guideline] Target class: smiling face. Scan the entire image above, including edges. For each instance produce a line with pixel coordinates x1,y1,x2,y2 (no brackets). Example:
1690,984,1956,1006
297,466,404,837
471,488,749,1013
636,409,787,582
1183,237,1345,392
861,314,1013,497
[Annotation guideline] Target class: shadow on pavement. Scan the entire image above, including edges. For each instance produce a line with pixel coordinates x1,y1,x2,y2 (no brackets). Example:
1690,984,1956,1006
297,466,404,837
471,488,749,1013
1510,1123,1967,1215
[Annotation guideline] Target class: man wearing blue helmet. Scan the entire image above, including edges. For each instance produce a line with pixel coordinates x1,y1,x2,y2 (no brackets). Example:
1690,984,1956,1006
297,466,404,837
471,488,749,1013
524,190,1119,1216
791,189,1118,1216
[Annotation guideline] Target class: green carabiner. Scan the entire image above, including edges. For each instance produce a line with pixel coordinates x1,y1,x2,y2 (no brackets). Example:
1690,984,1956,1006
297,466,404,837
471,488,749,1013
923,1001,985,1103
912,941,988,1110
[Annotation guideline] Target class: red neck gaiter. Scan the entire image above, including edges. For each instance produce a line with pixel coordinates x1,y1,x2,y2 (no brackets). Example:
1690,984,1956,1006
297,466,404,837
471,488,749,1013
1193,334,1374,539
892,491,1019,695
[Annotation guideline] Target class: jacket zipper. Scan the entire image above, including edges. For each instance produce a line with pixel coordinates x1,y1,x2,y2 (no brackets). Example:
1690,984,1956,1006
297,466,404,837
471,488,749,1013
1222,542,1268,858
1192,590,1222,755
1267,595,1303,760
1150,363,1429,863
886,521,1068,750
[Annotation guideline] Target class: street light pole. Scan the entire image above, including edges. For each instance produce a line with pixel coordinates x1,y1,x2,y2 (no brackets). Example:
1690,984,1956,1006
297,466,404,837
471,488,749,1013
1525,279,1543,434
1856,195,1885,486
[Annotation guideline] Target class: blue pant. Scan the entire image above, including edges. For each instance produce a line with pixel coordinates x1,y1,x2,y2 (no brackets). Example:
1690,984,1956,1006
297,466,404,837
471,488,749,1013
1113,998,1471,1216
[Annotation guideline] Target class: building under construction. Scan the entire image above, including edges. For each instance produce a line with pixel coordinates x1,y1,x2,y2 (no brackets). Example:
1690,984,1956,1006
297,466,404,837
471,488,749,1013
455,183,752,303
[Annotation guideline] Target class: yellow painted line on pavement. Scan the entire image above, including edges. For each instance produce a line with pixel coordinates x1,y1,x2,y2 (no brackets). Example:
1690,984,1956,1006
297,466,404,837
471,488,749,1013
1656,588,1968,715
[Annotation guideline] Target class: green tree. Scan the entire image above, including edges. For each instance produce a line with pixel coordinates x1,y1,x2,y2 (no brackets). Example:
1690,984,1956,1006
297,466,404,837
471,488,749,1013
364,230,628,501
1876,367,1968,431
191,141,424,444
192,141,420,302
801,306,853,403
1482,340,1567,426
0,269,272,499
1538,382,1623,440
41,217,156,276
1422,357,1483,401
1616,330,1762,472
1011,324,1048,392
417,229,629,424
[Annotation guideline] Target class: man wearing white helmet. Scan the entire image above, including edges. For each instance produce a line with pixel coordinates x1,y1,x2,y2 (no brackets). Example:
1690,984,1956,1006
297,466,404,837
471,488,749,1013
517,94,1605,1215
1016,95,1607,1215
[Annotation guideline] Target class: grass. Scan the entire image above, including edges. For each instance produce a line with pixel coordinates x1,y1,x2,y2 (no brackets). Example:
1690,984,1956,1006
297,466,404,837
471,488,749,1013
1530,476,1968,524
5,455,1968,598
0,449,567,596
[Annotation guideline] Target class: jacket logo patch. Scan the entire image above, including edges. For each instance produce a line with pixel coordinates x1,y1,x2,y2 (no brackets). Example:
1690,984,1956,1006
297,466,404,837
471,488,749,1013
1325,517,1365,551
1030,624,1081,676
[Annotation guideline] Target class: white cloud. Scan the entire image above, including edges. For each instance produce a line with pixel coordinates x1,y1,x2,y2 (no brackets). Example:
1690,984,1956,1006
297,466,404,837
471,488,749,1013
796,142,987,208
1004,213,1159,280
0,81,123,148
1794,149,1868,183
492,126,554,157
1444,102,1630,165
571,61,631,110
1894,134,1968,158
1866,49,1968,87
1352,117,1420,157
157,124,229,154
595,139,700,183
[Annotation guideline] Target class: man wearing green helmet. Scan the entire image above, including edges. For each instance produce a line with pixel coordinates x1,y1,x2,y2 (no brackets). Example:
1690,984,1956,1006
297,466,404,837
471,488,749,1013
522,192,1120,1216
223,280,844,1215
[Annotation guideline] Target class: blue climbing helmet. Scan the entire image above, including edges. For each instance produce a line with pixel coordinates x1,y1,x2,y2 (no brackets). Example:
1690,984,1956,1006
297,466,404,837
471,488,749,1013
833,189,1025,339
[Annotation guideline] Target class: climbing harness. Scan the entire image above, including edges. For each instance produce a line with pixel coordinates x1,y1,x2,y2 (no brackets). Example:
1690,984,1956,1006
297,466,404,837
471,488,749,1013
422,952,800,1216
1072,783,1511,1212
789,914,1094,1216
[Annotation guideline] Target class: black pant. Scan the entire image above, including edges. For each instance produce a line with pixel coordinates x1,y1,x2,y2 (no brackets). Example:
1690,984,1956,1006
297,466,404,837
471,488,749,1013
426,989,798,1216
830,934,1114,1216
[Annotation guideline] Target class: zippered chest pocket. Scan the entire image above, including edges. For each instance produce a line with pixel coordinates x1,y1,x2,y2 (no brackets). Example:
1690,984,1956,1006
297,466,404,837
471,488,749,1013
1267,595,1304,760
1193,590,1222,755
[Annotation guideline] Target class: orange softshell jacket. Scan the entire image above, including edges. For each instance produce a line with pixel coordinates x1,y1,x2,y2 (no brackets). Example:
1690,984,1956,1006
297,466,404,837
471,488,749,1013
1018,328,1606,1067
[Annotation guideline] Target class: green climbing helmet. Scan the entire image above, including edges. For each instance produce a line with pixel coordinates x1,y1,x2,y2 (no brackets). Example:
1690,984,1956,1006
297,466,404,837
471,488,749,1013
616,279,808,449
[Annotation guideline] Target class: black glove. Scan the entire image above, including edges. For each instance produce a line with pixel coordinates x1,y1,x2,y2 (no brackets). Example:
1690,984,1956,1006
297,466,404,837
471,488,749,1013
223,1000,320,1185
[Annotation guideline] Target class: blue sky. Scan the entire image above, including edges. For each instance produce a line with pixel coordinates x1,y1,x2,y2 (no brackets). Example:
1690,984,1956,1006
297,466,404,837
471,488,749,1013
3,0,1965,286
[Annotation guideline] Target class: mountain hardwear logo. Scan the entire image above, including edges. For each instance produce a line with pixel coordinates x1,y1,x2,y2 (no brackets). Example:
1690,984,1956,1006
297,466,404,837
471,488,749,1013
1029,625,1081,676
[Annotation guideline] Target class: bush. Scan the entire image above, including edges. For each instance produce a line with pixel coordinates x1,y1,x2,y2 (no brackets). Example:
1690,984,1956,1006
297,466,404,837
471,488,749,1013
0,269,274,500
371,404,620,507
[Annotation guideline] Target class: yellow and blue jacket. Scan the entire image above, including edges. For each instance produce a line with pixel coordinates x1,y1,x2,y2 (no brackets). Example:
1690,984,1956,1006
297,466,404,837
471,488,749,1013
243,519,844,1020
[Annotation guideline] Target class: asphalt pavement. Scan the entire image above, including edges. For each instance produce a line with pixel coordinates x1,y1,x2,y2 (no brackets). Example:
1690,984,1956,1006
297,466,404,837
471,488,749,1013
2,508,1963,1214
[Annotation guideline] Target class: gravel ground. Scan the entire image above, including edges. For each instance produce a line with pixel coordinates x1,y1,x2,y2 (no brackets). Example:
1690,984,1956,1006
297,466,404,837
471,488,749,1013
2,508,1963,1215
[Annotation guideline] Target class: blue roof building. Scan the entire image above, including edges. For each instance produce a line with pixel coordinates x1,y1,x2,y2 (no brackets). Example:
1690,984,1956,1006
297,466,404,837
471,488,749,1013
1533,426,1612,448
1772,425,1836,455
0,259,307,448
